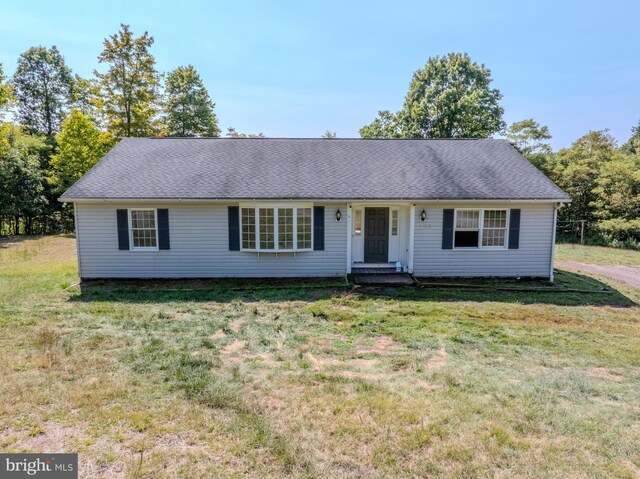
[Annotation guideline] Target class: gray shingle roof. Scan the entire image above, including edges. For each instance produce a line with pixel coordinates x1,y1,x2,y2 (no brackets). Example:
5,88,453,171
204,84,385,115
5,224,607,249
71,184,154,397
61,138,570,201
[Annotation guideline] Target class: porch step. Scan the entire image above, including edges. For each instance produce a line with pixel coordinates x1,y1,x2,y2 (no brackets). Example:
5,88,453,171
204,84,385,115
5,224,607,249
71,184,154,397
351,266,399,274
351,273,415,286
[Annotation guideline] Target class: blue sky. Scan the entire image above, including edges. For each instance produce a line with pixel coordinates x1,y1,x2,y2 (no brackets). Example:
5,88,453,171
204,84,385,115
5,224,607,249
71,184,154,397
1,0,639,149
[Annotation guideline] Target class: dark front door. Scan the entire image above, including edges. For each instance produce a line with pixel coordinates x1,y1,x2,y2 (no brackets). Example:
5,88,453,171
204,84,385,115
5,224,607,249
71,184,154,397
364,208,389,263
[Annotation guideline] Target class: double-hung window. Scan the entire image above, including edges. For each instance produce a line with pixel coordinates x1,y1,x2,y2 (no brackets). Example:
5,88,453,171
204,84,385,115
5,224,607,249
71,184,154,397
129,209,158,250
240,204,313,252
454,209,508,249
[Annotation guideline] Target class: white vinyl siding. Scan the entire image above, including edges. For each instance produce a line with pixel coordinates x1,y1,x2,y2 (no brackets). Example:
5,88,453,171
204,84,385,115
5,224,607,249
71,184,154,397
75,202,347,278
413,203,554,278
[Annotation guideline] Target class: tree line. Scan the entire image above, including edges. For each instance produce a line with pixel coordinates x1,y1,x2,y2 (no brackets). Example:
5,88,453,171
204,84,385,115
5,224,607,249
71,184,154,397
1,37,638,247
0,24,263,235
359,52,640,248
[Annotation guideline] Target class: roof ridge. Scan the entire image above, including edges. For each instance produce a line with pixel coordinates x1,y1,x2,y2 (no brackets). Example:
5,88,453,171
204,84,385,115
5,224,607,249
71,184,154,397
135,137,498,141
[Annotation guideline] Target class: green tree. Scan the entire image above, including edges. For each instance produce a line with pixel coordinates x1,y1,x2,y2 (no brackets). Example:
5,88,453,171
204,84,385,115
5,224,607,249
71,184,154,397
0,63,14,118
12,46,73,137
506,119,552,156
226,127,265,138
359,110,403,138
549,130,617,225
49,110,115,194
0,124,48,234
69,74,99,119
361,53,505,139
620,120,640,155
506,119,552,169
591,154,640,242
95,24,161,137
321,130,337,138
164,65,220,137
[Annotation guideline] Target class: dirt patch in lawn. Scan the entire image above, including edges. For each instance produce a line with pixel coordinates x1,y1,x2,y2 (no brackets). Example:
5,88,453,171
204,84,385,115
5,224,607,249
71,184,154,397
355,336,403,355
557,261,640,288
425,343,448,369
221,340,247,355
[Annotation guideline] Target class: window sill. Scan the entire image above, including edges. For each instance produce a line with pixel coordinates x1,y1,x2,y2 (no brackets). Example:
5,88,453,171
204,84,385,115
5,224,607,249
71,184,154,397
240,249,313,254
452,247,508,251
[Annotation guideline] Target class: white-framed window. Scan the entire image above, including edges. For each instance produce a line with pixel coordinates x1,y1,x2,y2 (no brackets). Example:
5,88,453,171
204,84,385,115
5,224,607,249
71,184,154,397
354,208,362,235
391,209,398,236
240,204,313,252
129,209,158,250
454,209,508,249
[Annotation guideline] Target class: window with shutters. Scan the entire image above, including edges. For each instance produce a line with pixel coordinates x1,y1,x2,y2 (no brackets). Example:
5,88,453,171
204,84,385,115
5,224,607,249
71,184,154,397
129,209,158,250
240,204,313,252
454,209,508,249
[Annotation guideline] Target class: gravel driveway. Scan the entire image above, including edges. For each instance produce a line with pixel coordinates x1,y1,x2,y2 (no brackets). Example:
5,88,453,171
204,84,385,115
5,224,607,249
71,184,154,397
557,261,640,288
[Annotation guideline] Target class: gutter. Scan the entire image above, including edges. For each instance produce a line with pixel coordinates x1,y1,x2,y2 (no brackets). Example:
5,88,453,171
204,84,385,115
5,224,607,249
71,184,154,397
60,197,572,204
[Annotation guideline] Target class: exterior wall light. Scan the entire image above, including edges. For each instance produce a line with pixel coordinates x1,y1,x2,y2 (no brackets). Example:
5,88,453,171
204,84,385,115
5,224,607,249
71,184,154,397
420,210,427,222
336,209,342,222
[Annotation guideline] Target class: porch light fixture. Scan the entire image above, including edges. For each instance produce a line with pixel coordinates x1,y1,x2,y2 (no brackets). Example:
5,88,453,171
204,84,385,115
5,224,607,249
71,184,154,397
420,210,427,222
336,209,342,222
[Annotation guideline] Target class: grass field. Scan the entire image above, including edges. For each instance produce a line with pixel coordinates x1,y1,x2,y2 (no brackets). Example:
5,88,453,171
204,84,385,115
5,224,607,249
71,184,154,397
1,236,639,478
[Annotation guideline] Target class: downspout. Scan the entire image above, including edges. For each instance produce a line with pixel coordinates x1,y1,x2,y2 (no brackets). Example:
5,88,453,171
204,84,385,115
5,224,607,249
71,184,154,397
549,202,562,282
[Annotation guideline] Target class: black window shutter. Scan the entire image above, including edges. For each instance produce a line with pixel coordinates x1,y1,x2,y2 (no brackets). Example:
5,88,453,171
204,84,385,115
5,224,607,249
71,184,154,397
228,206,240,251
157,209,170,250
117,209,130,250
442,209,454,249
508,209,521,249
313,206,325,251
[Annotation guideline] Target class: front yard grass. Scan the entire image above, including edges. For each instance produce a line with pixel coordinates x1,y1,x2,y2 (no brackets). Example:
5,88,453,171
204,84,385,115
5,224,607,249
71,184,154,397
1,236,639,478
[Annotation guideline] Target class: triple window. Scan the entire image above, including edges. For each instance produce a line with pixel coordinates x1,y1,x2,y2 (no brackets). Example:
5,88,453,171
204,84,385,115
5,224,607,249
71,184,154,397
454,209,508,249
241,206,312,252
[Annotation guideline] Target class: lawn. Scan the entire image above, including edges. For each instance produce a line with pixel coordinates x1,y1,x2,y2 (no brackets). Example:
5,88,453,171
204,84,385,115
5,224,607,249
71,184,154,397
555,242,640,266
1,236,639,478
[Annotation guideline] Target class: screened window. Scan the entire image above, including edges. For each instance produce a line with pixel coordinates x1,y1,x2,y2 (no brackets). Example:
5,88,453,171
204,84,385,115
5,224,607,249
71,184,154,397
391,210,398,236
130,209,157,249
241,205,313,252
454,210,479,247
454,209,508,249
354,209,362,235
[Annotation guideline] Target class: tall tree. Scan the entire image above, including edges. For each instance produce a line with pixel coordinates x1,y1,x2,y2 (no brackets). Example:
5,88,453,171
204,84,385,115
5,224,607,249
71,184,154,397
549,130,617,225
95,24,161,137
164,65,220,137
506,119,552,156
361,53,505,139
49,110,115,194
0,63,14,118
359,110,403,138
12,46,73,136
0,124,48,234
69,74,99,119
321,130,337,138
506,119,552,169
620,120,640,155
